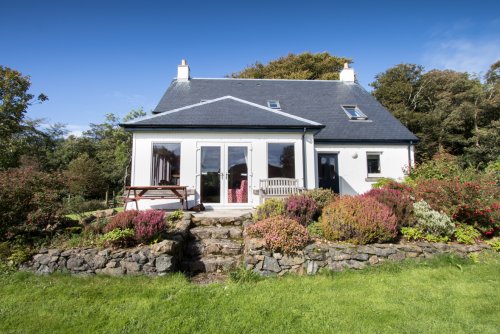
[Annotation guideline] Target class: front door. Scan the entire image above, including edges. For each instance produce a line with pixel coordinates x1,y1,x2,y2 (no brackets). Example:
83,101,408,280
199,144,251,205
318,153,340,193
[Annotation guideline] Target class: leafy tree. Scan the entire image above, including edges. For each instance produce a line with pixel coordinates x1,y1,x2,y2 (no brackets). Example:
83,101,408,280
64,153,106,199
230,52,352,80
0,66,48,168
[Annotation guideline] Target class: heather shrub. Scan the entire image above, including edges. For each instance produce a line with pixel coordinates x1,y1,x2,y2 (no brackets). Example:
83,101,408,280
0,166,65,236
413,178,499,236
253,198,285,221
307,221,324,238
454,225,480,245
372,178,396,189
320,196,398,244
104,210,138,233
413,200,454,238
285,193,318,226
362,188,414,228
133,210,167,243
101,228,135,248
247,216,310,253
303,188,337,211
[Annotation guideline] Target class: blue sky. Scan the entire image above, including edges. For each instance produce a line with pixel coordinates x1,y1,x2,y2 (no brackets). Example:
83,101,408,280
1,0,499,135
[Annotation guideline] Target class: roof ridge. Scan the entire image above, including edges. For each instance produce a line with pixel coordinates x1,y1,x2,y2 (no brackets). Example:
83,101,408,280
171,77,345,83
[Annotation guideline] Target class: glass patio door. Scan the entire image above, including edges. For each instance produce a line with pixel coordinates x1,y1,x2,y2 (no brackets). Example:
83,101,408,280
199,144,250,205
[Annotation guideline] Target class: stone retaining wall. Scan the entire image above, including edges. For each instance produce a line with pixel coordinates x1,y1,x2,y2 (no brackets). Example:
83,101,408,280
21,215,191,276
244,237,491,276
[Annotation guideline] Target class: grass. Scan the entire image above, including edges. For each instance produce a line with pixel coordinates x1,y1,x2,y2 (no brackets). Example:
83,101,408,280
0,253,499,334
65,207,124,221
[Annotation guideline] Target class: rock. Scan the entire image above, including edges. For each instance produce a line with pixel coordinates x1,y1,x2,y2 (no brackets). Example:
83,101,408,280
388,252,406,261
156,255,174,272
38,248,48,254
254,261,263,271
60,250,73,257
98,249,111,257
97,267,125,276
372,247,397,257
106,260,120,268
329,260,348,271
347,260,366,270
351,253,369,261
151,240,178,255
66,257,88,271
279,255,305,266
306,261,319,275
406,252,419,258
94,209,116,218
90,255,107,269
48,249,61,257
33,254,51,265
273,252,283,260
262,256,281,273
123,261,141,273
368,255,379,265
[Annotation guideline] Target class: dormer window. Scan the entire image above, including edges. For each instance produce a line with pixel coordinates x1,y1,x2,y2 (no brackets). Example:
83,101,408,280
267,100,281,109
342,105,367,120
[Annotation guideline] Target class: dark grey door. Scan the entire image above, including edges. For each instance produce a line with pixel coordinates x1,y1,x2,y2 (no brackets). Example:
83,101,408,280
317,153,339,193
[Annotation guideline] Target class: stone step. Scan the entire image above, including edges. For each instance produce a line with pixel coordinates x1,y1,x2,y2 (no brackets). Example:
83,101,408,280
191,216,244,227
186,239,243,257
189,226,243,240
183,255,240,273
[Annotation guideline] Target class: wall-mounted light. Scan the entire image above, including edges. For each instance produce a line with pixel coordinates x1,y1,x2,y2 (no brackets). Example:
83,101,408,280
352,152,358,159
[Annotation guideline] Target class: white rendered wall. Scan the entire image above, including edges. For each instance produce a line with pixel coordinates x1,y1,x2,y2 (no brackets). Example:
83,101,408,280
129,131,312,209
314,143,414,195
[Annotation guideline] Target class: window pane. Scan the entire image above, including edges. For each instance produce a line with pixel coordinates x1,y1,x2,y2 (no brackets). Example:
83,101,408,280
152,143,181,185
344,107,358,117
268,143,295,178
367,154,380,174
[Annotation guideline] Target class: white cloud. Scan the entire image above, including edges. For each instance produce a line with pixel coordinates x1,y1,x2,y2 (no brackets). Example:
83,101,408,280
423,38,500,76
65,124,88,137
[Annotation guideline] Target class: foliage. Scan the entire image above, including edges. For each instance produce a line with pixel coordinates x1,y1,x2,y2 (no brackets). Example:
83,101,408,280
320,196,398,244
303,188,336,211
454,225,480,245
64,153,106,199
371,177,396,189
101,228,135,248
400,227,423,241
0,66,48,169
229,267,262,283
362,188,414,228
63,195,107,215
307,221,324,238
104,210,138,233
230,52,352,80
132,210,167,243
413,200,454,238
285,193,318,226
167,210,183,222
0,166,65,237
253,198,285,221
371,62,500,166
412,178,499,236
486,238,500,252
247,216,310,253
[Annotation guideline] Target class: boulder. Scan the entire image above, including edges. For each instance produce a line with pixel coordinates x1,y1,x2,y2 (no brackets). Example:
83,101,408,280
151,240,178,255
156,255,174,273
262,256,281,273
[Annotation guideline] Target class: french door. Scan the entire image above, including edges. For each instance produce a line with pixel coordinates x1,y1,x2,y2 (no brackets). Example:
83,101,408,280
198,143,251,206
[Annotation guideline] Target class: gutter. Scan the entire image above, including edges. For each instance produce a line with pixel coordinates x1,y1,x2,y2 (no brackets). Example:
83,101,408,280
302,127,307,189
407,140,413,173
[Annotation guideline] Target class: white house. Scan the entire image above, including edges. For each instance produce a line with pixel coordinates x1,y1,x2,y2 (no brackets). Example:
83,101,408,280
121,60,418,210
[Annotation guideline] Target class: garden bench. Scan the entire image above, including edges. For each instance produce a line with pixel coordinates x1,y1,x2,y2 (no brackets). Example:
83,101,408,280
259,178,303,203
123,186,194,211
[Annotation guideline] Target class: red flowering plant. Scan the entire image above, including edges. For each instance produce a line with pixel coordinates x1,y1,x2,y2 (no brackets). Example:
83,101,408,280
133,210,167,243
285,193,318,226
247,216,310,253
104,210,138,233
362,188,415,229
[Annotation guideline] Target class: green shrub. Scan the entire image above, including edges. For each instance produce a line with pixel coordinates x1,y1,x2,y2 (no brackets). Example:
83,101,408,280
362,188,415,228
307,221,324,238
401,227,422,241
372,178,396,189
303,188,337,211
247,216,309,253
454,225,480,245
320,196,398,245
101,228,135,248
413,200,454,238
253,199,285,221
63,196,107,215
167,210,183,222
486,238,500,252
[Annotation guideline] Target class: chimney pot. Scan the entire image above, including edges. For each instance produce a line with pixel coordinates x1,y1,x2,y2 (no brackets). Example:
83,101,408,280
340,62,355,83
177,59,190,81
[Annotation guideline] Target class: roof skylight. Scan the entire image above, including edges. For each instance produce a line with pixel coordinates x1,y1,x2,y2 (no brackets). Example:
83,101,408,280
267,100,281,109
342,105,367,120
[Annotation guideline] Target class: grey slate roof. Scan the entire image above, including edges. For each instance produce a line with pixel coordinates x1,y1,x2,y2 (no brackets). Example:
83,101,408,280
123,96,323,129
126,78,418,142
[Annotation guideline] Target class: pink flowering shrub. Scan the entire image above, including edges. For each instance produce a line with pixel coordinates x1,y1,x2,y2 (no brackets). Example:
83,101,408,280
362,188,415,228
104,210,138,233
320,196,398,244
285,193,318,226
104,210,167,243
247,216,310,253
133,210,167,242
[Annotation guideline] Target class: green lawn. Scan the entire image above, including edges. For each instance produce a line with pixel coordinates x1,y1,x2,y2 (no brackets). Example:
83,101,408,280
1,254,499,334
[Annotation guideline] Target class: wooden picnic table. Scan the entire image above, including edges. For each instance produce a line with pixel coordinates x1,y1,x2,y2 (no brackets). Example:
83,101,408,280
123,185,190,211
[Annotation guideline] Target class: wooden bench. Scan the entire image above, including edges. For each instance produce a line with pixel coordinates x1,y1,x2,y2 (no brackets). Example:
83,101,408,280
259,178,303,203
123,186,194,211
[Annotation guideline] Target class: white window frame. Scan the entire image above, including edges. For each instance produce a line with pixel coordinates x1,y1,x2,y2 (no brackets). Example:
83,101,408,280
267,100,281,110
341,105,368,120
151,142,182,186
366,152,382,177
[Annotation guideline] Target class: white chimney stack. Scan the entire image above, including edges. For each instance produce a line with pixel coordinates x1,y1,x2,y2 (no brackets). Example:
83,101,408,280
340,62,355,82
177,59,190,81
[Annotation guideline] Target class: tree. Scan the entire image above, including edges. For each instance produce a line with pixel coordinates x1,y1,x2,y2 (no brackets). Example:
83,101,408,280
0,66,48,168
64,153,106,199
230,52,352,80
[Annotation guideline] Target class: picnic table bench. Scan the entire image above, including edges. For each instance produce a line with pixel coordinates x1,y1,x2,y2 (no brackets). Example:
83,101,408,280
123,186,194,211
